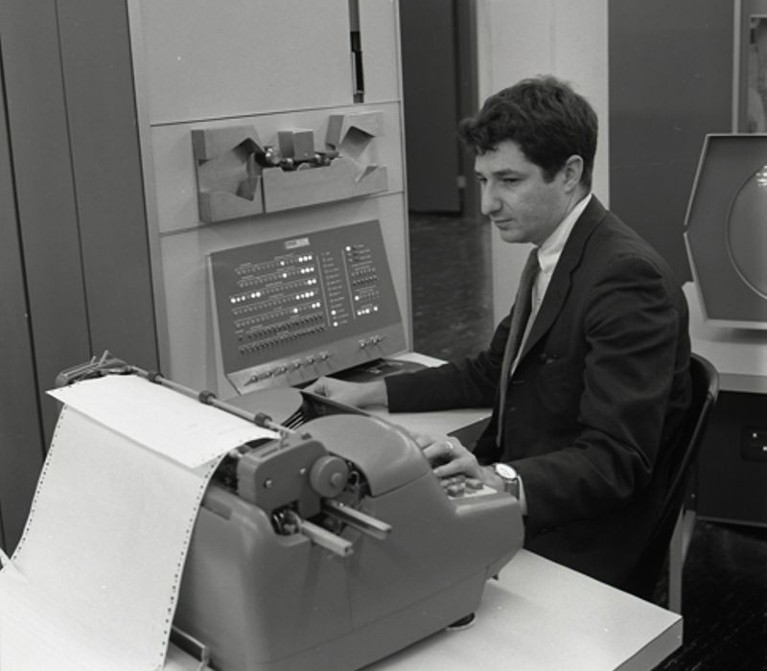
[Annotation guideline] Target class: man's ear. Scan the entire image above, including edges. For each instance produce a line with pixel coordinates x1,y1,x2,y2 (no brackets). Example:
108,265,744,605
563,155,584,191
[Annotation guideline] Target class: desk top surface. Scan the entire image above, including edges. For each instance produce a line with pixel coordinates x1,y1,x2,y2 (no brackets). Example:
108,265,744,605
684,283,767,393
367,351,491,437
367,550,681,671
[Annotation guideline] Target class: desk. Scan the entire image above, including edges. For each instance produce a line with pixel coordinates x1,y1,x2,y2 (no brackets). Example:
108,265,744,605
167,551,681,671
167,352,683,671
368,551,681,671
683,283,767,394
368,351,491,443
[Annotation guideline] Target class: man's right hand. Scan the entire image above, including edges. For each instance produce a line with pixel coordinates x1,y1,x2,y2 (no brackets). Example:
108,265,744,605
304,377,388,409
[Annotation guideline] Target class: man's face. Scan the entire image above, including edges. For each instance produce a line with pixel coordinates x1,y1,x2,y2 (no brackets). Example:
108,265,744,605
475,140,574,246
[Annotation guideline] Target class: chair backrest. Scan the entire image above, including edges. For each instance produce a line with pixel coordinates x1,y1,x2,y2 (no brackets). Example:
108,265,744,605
661,353,719,514
627,352,719,598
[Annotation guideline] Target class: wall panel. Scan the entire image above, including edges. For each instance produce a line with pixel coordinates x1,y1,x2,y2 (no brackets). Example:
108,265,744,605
0,0,92,441
0,39,45,553
475,0,609,322
57,1,159,370
609,0,734,280
400,0,461,213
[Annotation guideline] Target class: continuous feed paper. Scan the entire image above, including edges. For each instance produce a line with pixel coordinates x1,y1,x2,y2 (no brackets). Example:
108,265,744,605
0,375,276,670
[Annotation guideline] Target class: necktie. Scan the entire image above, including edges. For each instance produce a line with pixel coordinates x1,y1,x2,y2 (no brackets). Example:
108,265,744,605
496,248,540,446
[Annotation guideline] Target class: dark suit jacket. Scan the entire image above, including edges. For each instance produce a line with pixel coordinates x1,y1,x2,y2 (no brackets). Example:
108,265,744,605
385,197,692,593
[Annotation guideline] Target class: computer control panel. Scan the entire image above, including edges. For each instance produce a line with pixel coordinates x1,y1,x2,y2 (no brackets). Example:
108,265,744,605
210,220,406,393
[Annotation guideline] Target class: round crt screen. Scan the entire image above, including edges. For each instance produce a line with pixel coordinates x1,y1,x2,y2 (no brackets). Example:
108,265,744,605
728,165,767,298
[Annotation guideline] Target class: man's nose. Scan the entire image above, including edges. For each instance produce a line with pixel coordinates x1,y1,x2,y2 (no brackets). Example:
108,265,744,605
480,182,500,216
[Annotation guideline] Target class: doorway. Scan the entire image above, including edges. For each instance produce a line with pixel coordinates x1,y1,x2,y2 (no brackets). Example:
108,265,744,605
400,0,480,218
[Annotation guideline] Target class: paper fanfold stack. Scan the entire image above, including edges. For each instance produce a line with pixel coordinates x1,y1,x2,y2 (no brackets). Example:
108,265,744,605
0,375,275,670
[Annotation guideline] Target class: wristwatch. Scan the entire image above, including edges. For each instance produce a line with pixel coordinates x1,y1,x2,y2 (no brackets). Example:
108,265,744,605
493,463,520,499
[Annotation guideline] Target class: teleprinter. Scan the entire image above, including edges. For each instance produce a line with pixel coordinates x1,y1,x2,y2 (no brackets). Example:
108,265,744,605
58,357,524,671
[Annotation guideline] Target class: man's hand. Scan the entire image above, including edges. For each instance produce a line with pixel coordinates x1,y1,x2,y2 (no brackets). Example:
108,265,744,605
415,434,483,480
415,433,509,493
304,377,388,408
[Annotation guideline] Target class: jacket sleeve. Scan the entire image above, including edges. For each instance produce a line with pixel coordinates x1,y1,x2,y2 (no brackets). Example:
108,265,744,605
514,254,689,535
383,311,512,412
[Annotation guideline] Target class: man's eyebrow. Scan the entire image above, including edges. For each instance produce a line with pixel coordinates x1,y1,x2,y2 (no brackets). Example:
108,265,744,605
474,168,522,178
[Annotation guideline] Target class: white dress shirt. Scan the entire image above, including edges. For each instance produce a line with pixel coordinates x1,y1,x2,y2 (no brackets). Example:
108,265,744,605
511,193,592,374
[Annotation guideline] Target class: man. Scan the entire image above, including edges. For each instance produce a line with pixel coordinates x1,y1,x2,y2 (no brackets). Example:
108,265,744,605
308,76,691,596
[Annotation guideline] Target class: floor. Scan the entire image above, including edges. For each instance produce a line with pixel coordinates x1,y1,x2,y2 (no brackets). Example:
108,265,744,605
408,212,767,671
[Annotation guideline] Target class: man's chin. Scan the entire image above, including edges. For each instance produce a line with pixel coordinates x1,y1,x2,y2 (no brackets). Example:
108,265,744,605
497,228,526,244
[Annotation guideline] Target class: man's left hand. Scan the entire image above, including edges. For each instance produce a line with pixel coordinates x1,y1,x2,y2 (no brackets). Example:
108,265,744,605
414,434,490,482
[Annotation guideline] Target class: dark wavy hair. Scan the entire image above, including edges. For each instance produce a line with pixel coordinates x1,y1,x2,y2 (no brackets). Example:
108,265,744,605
458,75,597,189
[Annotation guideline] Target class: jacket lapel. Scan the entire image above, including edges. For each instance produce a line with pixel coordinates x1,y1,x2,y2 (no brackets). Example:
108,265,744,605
517,196,607,361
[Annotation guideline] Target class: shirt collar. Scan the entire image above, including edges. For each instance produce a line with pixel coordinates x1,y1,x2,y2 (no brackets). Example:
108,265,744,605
536,192,592,273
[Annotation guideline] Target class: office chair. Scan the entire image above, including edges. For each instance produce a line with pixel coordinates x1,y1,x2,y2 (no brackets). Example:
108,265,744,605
627,352,719,610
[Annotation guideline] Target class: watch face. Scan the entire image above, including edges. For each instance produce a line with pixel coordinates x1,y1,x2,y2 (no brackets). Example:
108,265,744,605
495,463,517,480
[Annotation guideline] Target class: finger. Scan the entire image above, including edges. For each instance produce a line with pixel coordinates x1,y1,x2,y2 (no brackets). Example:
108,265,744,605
433,458,468,479
421,440,448,459
446,437,463,454
413,434,439,450
423,438,458,464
